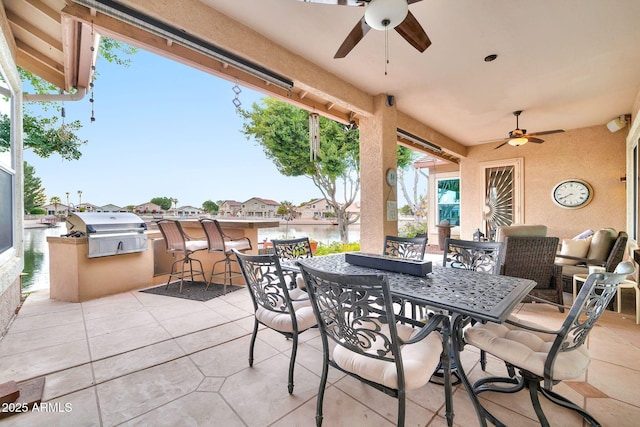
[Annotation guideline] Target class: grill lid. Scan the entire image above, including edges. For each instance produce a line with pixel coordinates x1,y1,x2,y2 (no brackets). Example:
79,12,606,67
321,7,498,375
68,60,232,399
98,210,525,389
66,212,147,234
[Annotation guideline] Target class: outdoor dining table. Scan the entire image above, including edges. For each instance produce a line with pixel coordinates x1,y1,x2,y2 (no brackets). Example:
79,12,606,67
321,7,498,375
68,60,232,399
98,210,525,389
295,252,537,427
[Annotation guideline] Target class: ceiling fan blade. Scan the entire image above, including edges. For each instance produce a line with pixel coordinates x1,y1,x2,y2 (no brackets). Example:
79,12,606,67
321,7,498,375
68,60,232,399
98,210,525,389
479,137,506,143
394,11,431,53
407,0,425,4
296,0,364,6
494,141,510,150
334,16,371,58
529,129,565,136
527,137,545,144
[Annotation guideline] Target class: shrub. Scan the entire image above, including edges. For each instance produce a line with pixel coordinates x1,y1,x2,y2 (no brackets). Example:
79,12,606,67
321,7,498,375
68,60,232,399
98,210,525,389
399,221,428,238
29,208,46,215
314,241,360,256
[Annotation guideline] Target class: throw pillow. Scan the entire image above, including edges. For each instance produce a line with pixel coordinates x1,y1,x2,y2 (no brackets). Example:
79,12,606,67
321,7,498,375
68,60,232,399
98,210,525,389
586,228,617,261
573,229,594,240
555,237,591,266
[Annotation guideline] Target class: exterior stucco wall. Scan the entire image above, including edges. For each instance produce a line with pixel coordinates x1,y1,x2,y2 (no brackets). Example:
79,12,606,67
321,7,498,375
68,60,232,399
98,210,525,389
0,5,24,336
460,125,626,240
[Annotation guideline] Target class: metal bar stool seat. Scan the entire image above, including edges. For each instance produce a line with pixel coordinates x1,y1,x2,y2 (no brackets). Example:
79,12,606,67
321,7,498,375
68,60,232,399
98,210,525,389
200,219,252,294
156,220,207,293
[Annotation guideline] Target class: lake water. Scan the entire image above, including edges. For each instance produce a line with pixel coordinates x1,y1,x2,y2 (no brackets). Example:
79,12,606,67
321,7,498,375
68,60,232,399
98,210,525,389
22,225,65,292
21,223,361,292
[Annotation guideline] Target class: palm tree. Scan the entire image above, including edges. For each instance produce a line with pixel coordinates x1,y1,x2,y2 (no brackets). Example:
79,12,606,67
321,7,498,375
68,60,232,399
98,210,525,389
50,196,61,215
277,201,298,238
77,190,83,211
171,197,178,215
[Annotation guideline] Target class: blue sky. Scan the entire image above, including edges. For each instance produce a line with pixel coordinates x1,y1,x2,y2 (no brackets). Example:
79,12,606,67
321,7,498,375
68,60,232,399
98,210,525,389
23,48,323,208
23,46,424,209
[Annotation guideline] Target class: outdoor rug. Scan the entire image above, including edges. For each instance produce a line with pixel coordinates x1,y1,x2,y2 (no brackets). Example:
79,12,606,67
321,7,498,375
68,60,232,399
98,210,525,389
140,281,245,302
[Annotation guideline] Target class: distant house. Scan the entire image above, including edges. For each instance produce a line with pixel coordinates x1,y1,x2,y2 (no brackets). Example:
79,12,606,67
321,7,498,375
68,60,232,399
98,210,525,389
134,202,164,215
241,197,280,218
299,198,334,219
177,205,203,217
78,203,98,212
219,200,242,217
41,203,68,215
98,204,121,213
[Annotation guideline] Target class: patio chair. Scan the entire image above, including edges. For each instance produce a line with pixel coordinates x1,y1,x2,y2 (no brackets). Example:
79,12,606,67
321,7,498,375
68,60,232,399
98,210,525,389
442,238,504,374
464,261,634,427
156,219,207,293
384,235,429,319
199,218,252,294
443,238,504,274
234,250,317,395
299,263,450,427
383,235,427,260
500,235,565,312
272,237,313,289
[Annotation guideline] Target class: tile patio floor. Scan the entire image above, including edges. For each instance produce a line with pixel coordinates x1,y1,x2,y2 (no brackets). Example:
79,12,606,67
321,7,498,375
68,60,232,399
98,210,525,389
1,276,639,426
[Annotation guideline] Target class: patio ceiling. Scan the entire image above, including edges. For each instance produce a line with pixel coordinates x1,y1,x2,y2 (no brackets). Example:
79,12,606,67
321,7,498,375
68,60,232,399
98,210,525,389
2,0,98,94
4,0,640,151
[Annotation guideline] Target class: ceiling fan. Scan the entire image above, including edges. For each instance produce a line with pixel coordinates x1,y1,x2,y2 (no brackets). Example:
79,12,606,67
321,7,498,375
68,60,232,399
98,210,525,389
298,0,431,59
492,111,565,149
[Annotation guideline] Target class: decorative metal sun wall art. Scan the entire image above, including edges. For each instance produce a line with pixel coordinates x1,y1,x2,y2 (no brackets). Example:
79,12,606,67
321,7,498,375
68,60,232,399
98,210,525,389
483,166,514,238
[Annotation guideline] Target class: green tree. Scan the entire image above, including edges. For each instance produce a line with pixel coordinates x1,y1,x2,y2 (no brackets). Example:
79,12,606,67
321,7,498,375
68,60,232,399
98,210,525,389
277,200,297,219
202,200,219,215
0,113,85,160
240,99,359,242
24,162,47,214
399,204,413,216
278,200,298,238
398,151,431,224
0,38,137,160
151,197,173,211
50,196,61,215
240,99,358,242
240,98,415,242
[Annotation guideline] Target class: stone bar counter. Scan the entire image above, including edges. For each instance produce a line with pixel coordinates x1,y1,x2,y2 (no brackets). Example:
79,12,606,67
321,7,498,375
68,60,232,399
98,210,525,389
47,219,279,302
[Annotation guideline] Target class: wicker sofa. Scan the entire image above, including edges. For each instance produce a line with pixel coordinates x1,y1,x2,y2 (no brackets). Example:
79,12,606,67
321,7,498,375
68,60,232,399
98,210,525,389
555,228,628,293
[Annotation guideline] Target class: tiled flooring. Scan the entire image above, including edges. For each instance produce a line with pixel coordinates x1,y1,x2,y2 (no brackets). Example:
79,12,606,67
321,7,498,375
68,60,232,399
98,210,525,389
1,282,639,426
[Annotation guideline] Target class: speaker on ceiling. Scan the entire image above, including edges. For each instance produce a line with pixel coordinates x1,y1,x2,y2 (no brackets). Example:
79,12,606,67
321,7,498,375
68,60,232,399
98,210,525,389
607,115,628,133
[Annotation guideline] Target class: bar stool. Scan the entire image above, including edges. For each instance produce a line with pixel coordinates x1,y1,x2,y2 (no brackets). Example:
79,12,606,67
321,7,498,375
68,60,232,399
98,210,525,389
199,218,252,294
156,219,207,293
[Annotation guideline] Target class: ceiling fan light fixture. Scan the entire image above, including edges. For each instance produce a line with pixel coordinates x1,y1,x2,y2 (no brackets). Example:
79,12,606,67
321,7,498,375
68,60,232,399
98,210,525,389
364,0,408,30
508,137,528,147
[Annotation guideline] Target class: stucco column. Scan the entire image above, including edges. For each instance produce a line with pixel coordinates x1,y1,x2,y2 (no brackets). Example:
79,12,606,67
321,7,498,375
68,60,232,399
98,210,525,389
359,94,398,253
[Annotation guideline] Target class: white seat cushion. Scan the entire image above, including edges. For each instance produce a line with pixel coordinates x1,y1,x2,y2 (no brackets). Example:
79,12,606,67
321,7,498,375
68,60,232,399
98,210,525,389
288,287,311,310
225,239,251,252
295,274,306,290
333,321,442,390
255,301,316,333
464,315,590,380
185,240,208,251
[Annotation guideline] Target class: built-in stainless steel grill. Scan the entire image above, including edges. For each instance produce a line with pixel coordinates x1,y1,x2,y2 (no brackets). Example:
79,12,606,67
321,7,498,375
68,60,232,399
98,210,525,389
66,212,148,258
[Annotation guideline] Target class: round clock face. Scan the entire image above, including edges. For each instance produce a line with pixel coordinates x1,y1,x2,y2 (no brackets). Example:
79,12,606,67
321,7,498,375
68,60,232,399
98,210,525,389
552,179,593,209
386,168,397,186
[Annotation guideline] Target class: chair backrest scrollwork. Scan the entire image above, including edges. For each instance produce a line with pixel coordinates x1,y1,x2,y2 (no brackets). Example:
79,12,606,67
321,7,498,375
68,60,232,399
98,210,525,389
443,238,503,275
383,235,427,260
272,237,313,261
234,251,293,315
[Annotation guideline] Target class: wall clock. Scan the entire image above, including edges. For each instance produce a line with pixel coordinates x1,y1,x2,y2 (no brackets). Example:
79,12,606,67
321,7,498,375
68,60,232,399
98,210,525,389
552,179,594,209
386,168,397,186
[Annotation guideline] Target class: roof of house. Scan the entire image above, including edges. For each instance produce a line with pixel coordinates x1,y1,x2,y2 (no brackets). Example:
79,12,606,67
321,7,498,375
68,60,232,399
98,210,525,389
244,197,280,206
